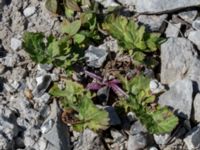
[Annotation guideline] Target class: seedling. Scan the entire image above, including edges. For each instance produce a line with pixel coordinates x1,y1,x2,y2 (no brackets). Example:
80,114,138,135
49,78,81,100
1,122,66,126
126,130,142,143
85,70,128,98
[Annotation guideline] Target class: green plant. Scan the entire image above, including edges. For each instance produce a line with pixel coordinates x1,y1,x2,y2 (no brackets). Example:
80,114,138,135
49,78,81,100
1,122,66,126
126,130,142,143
22,32,81,71
60,12,101,46
119,75,178,134
50,80,109,131
102,15,161,65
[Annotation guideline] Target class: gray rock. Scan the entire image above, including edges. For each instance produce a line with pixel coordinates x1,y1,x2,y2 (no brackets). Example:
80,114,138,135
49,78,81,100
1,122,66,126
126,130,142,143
23,128,41,147
192,17,200,30
160,38,197,85
0,53,19,67
97,86,110,104
38,138,48,150
104,106,121,126
178,10,198,24
186,58,200,90
184,124,200,150
153,134,170,145
0,0,5,11
23,6,36,17
0,105,19,149
85,45,108,68
150,79,165,94
94,0,119,7
38,64,53,71
188,30,200,50
138,14,168,31
149,147,158,150
193,93,200,122
10,38,22,51
135,0,200,14
165,23,182,37
117,0,136,6
0,133,13,150
130,120,147,135
127,112,137,122
164,139,187,150
110,129,126,143
127,133,147,150
43,100,70,150
159,79,193,119
74,129,106,150
33,75,52,97
35,93,51,104
41,119,54,134
12,67,27,81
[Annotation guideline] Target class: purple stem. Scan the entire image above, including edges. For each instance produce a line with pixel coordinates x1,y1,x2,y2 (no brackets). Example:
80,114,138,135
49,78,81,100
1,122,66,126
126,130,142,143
85,70,103,81
110,83,129,98
87,82,103,90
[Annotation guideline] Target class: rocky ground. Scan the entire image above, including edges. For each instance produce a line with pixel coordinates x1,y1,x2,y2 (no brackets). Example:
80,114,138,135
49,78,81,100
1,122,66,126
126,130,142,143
1,0,200,150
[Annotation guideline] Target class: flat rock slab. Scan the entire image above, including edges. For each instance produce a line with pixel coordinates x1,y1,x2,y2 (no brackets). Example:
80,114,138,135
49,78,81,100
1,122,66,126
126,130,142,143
135,0,200,14
160,38,197,85
159,79,193,119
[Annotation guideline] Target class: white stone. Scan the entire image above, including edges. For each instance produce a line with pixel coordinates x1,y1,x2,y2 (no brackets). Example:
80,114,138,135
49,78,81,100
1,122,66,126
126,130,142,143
10,38,22,51
165,23,182,38
38,138,47,150
41,119,54,134
150,80,165,94
23,6,36,17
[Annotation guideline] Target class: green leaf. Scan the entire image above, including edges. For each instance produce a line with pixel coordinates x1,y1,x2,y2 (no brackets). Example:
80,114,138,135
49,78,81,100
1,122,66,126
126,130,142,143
146,106,179,134
74,97,109,131
22,32,47,63
50,80,109,132
132,51,146,64
64,0,81,12
45,0,58,14
73,33,85,44
119,75,179,134
102,15,161,58
47,39,60,57
23,32,80,70
61,20,82,36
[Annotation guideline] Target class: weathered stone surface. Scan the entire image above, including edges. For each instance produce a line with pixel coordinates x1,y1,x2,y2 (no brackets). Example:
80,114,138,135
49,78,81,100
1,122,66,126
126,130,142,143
85,45,108,68
117,0,136,6
23,6,36,17
127,133,147,150
74,129,106,150
135,0,200,14
138,14,167,31
192,17,200,31
43,100,70,150
178,10,198,23
104,106,121,126
188,30,200,50
193,93,200,122
159,79,193,119
184,124,200,150
165,23,182,38
161,38,197,85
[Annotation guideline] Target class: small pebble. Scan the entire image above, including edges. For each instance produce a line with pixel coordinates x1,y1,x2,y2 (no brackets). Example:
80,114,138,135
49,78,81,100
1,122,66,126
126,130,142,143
41,119,54,134
10,38,22,51
23,6,36,17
